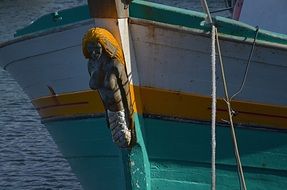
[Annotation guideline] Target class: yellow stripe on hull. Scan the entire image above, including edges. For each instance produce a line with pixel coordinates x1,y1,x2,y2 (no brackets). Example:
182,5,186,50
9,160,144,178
32,90,105,119
32,86,287,129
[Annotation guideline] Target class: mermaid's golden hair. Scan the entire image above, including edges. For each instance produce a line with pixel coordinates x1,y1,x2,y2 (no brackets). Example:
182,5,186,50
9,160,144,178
82,27,125,64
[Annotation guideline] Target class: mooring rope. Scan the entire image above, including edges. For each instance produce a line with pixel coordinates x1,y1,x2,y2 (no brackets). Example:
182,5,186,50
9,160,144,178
211,25,217,190
200,0,248,189
215,24,248,190
200,0,216,189
215,24,260,190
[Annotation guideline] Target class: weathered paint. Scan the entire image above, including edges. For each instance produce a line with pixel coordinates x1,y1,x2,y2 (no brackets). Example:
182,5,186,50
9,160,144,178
14,1,287,46
46,117,127,190
129,114,151,190
46,113,151,190
129,0,287,45
2,18,287,105
15,5,90,37
0,19,120,99
129,20,287,106
32,86,287,129
145,117,287,190
45,115,287,190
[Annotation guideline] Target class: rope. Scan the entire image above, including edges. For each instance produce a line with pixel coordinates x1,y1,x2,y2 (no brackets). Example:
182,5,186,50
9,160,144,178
220,26,260,189
200,0,216,189
211,25,217,190
215,29,247,190
200,0,213,23
200,1,248,190
230,26,259,101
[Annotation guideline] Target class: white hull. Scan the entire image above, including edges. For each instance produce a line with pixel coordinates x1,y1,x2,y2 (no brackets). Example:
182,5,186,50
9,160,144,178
1,18,286,106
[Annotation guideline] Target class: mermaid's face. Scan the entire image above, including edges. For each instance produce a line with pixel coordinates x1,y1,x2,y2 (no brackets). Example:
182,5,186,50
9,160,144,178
87,42,102,60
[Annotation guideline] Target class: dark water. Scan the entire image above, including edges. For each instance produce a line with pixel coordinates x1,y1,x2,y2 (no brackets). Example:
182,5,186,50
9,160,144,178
0,0,230,189
0,1,85,189
0,70,82,189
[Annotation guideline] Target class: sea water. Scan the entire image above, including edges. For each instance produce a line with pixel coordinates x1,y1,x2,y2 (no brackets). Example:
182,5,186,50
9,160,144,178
0,0,230,189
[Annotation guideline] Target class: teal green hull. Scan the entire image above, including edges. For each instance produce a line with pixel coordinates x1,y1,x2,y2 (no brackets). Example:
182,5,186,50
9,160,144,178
46,117,129,190
46,116,287,190
145,118,287,190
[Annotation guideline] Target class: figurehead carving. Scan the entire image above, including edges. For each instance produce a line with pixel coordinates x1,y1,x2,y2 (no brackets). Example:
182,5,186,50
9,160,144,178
82,27,134,148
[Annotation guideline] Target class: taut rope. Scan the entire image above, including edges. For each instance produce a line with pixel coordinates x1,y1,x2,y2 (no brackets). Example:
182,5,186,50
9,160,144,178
200,0,248,189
